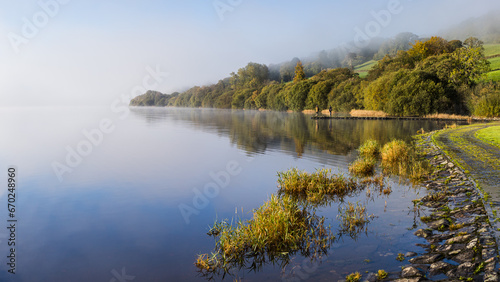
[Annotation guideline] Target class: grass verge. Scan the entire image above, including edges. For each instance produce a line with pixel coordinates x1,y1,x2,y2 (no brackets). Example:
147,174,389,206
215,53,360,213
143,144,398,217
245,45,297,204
475,125,500,149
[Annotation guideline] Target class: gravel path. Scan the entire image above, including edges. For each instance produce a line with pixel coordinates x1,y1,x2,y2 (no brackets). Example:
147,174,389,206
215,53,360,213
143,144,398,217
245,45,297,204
434,123,500,197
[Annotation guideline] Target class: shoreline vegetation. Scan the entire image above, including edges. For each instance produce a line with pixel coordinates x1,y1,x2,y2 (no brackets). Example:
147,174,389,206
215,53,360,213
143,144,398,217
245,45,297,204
195,124,500,280
195,138,431,279
131,36,500,119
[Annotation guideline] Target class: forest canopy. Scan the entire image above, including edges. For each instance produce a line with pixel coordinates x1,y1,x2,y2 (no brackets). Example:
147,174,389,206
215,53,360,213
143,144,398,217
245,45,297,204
130,35,498,117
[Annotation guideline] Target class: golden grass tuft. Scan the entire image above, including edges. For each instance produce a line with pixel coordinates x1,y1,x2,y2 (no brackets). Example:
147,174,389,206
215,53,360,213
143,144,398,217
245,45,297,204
424,113,471,120
349,109,388,117
277,168,361,202
381,140,410,171
377,269,388,279
380,139,431,181
349,157,376,177
195,194,335,277
358,139,380,159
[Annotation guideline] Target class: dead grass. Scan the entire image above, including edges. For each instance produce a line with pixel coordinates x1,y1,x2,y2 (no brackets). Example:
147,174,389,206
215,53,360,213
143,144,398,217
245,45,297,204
349,110,388,117
424,113,471,120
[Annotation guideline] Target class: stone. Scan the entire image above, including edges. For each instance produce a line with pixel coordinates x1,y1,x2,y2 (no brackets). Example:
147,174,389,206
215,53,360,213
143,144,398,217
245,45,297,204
482,248,496,260
429,233,453,242
405,252,417,258
429,261,454,274
485,261,495,273
446,234,471,244
455,262,477,277
452,249,475,263
465,238,478,249
484,272,499,282
401,266,424,278
409,253,444,264
427,218,450,230
414,229,433,238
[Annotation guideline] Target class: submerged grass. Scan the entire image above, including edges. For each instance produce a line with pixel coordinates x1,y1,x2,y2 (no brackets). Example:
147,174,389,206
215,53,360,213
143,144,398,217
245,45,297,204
358,139,380,159
196,138,432,279
349,157,376,177
346,272,362,282
380,139,431,182
195,194,335,278
338,202,372,238
277,168,361,204
349,139,381,177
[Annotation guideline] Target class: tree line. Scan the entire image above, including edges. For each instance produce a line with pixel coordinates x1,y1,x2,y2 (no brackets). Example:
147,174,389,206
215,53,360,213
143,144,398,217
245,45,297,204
130,36,500,117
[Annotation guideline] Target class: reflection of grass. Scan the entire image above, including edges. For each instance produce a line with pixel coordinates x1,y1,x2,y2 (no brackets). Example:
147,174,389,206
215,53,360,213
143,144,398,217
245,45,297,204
195,194,335,278
338,202,371,237
475,125,500,149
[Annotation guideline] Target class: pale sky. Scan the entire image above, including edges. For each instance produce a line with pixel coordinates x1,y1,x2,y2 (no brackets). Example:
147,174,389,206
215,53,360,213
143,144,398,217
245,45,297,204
1,0,500,107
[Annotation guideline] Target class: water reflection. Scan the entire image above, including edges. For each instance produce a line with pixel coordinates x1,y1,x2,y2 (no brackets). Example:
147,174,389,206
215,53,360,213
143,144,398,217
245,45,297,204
131,107,458,157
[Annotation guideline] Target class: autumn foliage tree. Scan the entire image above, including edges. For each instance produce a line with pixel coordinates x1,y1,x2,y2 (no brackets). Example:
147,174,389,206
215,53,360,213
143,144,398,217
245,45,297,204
293,61,306,82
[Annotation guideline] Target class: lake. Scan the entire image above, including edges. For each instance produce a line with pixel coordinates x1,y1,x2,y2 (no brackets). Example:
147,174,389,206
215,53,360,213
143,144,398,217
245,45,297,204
0,107,459,281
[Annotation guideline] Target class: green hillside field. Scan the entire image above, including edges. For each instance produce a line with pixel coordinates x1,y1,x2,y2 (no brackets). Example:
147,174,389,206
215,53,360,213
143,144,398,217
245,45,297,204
485,44,500,81
354,60,377,78
485,44,500,57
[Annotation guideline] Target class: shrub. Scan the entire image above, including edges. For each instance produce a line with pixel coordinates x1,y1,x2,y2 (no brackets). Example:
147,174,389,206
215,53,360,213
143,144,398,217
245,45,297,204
474,92,500,117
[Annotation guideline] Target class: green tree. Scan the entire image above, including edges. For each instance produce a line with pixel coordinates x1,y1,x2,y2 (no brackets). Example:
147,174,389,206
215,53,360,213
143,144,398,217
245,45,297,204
293,61,306,82
285,80,314,111
306,80,332,110
449,47,490,86
463,37,484,49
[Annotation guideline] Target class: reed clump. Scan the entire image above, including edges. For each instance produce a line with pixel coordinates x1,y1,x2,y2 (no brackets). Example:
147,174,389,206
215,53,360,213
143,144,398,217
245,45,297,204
381,140,410,171
358,139,380,159
195,194,335,277
277,168,361,203
380,139,431,181
349,109,388,117
349,157,376,177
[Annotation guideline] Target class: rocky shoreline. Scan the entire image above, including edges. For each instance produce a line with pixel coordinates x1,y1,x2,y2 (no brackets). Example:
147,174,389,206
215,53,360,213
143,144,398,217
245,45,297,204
389,132,499,281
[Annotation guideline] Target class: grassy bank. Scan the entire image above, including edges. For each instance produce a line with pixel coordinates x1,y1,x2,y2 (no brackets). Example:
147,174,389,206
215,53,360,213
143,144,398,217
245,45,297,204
476,125,500,148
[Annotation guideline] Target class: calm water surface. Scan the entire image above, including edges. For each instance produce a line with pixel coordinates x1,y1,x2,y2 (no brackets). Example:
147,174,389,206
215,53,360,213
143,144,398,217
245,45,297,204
0,107,458,281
